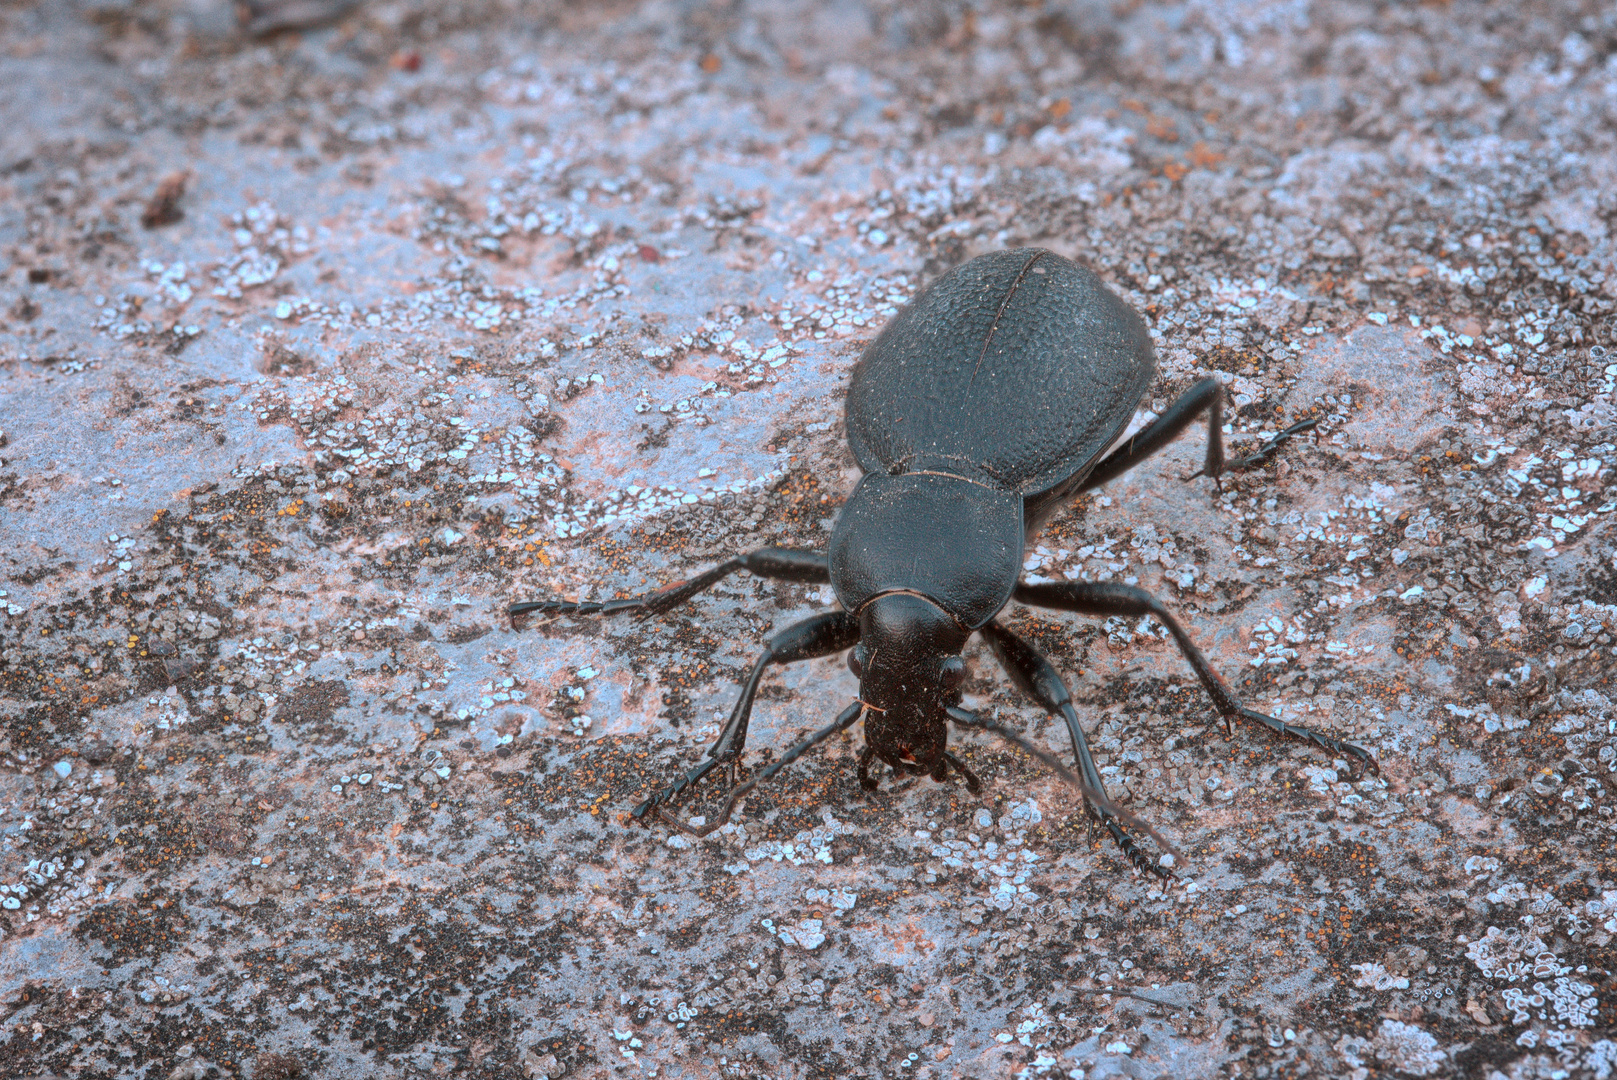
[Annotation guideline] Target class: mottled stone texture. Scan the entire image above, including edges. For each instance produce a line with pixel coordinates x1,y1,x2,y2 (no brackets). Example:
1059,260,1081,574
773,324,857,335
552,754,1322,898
1,2,1614,1078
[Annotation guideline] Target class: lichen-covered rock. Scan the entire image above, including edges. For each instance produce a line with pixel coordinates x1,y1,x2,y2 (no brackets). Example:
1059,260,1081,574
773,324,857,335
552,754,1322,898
0,1,1613,1077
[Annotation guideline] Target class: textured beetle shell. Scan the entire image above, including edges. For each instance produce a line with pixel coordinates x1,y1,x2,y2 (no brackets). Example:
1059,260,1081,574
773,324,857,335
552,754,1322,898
828,472,1023,629
845,247,1157,497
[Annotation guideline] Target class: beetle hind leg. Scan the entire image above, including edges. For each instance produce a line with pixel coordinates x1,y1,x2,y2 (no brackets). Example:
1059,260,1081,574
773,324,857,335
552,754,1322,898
1214,417,1319,477
1078,377,1317,497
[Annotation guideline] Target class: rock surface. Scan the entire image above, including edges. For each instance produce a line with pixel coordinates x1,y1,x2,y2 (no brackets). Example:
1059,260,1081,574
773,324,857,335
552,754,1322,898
1,2,1614,1078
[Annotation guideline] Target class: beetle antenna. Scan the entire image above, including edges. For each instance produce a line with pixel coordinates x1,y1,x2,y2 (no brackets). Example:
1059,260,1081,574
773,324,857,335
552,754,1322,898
946,707,1185,867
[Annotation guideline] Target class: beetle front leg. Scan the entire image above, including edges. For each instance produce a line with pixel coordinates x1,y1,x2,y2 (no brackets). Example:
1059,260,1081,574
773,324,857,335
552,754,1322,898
1080,376,1316,493
510,546,829,621
980,620,1170,876
1014,581,1379,775
631,610,861,824
660,701,865,838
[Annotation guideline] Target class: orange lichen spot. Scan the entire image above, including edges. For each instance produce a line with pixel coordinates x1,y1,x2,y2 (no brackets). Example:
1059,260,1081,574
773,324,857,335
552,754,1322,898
1163,161,1189,181
699,53,721,73
1146,116,1178,141
1048,98,1072,120
1188,141,1225,168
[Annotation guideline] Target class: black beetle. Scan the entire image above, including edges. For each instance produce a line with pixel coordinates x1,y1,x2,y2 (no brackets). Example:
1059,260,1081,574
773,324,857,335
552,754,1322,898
513,247,1378,874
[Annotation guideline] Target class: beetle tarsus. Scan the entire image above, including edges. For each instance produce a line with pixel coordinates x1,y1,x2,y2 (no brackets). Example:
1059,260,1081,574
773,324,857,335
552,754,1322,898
638,701,864,836
1014,579,1379,775
630,754,728,824
629,612,858,821
944,751,981,793
510,596,645,618
1223,417,1321,474
1187,417,1320,484
856,745,879,790
509,547,831,624
1082,376,1315,493
1235,706,1380,776
1101,817,1169,878
978,620,1178,874
947,705,1183,874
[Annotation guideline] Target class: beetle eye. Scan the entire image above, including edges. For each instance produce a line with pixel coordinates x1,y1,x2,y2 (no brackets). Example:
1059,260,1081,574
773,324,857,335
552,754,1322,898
848,644,868,679
940,656,966,690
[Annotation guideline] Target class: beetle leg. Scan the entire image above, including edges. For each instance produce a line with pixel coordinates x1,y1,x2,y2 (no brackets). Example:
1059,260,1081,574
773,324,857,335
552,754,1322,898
856,744,879,790
978,621,1173,877
943,752,982,794
948,705,1183,874
1082,377,1227,492
631,610,861,824
1013,581,1381,776
1219,417,1319,474
1080,377,1315,495
655,701,864,838
510,546,830,622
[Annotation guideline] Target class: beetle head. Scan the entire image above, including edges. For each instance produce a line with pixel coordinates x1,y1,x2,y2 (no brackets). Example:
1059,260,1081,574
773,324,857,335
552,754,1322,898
850,593,971,780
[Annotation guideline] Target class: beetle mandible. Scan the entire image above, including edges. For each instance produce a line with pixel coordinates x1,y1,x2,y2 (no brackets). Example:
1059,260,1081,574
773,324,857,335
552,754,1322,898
513,248,1378,874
